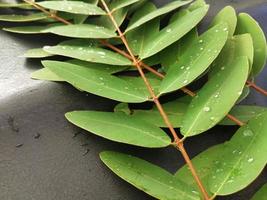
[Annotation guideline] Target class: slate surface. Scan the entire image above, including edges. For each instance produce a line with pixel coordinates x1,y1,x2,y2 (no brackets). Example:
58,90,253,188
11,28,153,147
0,0,267,200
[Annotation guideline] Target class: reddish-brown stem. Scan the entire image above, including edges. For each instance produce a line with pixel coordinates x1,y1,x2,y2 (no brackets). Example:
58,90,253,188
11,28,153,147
23,0,72,25
247,80,267,96
100,0,210,199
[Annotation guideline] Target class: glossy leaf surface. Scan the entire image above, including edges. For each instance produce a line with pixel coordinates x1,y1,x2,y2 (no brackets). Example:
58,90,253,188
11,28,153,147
23,48,53,58
100,151,200,200
43,61,147,102
181,57,249,137
31,68,64,81
0,13,47,22
209,112,267,195
160,22,228,94
66,111,171,147
37,1,105,15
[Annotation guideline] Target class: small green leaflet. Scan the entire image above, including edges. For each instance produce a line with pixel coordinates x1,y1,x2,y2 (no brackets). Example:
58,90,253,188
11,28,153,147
125,0,192,32
0,2,31,9
126,2,159,56
41,24,117,39
0,13,47,22
181,57,249,137
37,1,105,15
251,184,267,200
31,68,64,82
66,111,171,148
3,25,49,34
100,151,200,200
140,5,209,59
175,144,224,196
209,6,237,37
110,0,141,12
43,60,148,102
160,28,198,71
159,22,228,94
42,44,131,66
235,13,267,77
209,112,267,195
220,105,267,125
23,48,53,58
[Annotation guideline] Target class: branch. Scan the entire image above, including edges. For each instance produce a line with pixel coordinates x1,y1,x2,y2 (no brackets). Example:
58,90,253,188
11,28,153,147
247,80,267,96
99,0,210,199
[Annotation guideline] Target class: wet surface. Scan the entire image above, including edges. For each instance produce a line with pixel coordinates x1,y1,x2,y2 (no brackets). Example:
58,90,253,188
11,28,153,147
0,0,267,200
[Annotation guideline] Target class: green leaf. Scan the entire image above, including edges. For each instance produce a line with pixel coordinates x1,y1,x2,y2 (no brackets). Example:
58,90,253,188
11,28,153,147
110,0,141,12
235,13,267,77
125,0,192,32
209,34,254,77
23,48,53,58
0,2,32,9
159,22,228,94
42,42,131,66
37,1,105,15
100,151,200,200
209,6,237,37
251,184,267,200
219,105,267,125
66,111,171,147
175,144,223,195
126,2,159,56
140,5,209,59
209,111,267,195
160,27,198,71
181,57,249,137
3,25,49,34
0,13,47,22
41,24,117,39
43,60,148,102
31,68,64,81
236,85,250,104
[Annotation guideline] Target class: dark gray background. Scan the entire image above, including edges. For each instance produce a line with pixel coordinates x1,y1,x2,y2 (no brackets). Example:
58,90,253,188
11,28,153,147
0,0,267,200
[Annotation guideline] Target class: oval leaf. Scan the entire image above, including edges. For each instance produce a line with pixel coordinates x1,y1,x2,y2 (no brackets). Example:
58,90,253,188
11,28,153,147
41,24,117,39
235,13,267,77
110,0,141,12
37,1,105,15
181,57,249,137
159,22,229,94
125,0,192,32
0,13,47,22
43,44,131,66
31,68,64,82
100,151,200,200
66,111,171,148
23,48,53,58
209,112,267,195
43,60,147,102
140,5,209,59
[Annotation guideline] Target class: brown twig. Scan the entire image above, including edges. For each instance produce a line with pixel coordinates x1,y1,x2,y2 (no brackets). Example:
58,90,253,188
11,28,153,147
246,80,267,96
100,0,210,199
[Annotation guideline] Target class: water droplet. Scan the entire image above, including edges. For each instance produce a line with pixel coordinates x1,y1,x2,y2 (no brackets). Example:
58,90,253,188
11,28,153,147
78,47,83,50
238,91,242,95
227,179,234,183
180,66,185,70
243,129,253,137
186,67,190,70
215,29,219,32
199,39,203,43
212,175,216,179
200,47,204,51
223,28,228,31
43,46,51,50
99,77,104,80
221,67,225,70
210,116,215,121
124,87,129,90
203,106,210,112
98,51,106,56
214,93,219,98
247,158,254,163
183,80,188,84
166,28,172,33
232,150,237,154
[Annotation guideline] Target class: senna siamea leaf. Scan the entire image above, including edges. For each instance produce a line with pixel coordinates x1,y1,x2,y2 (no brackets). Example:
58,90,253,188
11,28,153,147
109,0,141,12
209,6,237,37
100,151,201,200
209,111,267,195
251,184,267,200
41,24,117,39
126,2,159,56
66,111,171,147
0,2,32,9
3,25,50,34
23,48,53,58
160,27,198,71
125,0,192,33
140,5,209,59
31,68,64,82
236,85,250,104
235,13,267,77
175,144,224,195
42,43,131,66
0,13,48,22
37,1,105,15
181,57,249,137
43,60,148,102
209,34,254,77
159,22,228,94
219,105,267,125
